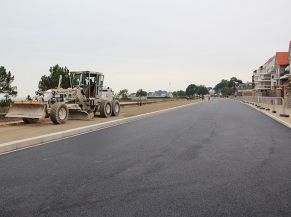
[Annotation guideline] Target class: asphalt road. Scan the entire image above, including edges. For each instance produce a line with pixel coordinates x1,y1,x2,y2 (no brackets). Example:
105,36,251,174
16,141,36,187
1,99,291,217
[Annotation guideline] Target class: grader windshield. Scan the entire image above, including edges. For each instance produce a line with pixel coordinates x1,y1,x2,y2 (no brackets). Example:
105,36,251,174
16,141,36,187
71,71,104,98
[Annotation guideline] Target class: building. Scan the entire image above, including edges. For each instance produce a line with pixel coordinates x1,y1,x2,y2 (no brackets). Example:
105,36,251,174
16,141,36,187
147,90,172,97
253,56,276,96
274,51,289,97
236,82,254,96
250,41,291,106
280,42,291,107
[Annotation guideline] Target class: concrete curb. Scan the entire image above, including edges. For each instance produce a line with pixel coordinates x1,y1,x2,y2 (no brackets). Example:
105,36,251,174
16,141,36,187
0,101,202,155
238,100,291,129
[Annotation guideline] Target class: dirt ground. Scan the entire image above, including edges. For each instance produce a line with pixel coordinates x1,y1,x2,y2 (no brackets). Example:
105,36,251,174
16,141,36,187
0,116,21,122
0,99,200,144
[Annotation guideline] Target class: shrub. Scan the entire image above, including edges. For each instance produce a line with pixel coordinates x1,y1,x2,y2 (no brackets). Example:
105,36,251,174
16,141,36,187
0,99,12,107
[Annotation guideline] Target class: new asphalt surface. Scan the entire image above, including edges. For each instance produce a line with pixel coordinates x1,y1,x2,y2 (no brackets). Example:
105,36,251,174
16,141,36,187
1,99,291,217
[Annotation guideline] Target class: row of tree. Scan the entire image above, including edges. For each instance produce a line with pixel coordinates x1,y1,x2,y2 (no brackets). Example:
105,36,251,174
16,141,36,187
174,78,244,98
0,64,151,103
38,65,71,90
118,89,147,99
117,78,244,99
117,84,209,100
1,64,244,104
0,65,71,106
172,90,186,97
0,65,70,99
213,77,242,96
185,84,209,97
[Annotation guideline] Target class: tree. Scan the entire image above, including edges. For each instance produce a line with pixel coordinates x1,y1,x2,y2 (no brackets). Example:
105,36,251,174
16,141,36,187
172,91,178,98
221,87,234,96
230,77,242,84
214,77,243,96
0,98,12,107
185,84,197,96
196,85,209,96
0,66,17,100
214,79,228,95
136,89,147,97
173,90,186,98
229,77,242,93
26,95,32,101
38,64,70,90
177,90,186,97
118,89,129,99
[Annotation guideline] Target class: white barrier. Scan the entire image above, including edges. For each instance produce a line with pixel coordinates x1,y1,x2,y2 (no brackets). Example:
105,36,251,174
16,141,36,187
236,96,289,117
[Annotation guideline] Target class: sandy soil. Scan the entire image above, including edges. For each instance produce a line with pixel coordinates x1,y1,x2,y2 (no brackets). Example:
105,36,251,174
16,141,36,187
0,99,200,144
0,116,21,122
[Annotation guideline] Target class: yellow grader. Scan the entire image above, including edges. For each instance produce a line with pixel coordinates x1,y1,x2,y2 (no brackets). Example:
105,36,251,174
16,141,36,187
6,71,120,124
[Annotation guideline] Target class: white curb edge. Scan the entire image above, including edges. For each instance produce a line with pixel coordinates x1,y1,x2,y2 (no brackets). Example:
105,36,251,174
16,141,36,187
237,100,291,129
0,101,202,155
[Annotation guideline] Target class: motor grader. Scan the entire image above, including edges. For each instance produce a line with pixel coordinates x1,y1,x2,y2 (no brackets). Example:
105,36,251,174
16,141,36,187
6,71,120,124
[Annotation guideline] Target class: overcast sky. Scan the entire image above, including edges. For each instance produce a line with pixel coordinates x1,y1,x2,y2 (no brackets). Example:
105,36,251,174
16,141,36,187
1,0,291,96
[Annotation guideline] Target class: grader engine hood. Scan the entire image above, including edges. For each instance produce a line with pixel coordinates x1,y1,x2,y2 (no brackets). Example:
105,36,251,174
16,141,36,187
5,101,46,119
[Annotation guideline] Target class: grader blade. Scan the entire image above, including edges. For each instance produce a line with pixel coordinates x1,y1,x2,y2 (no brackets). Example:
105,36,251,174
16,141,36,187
68,110,94,120
5,102,46,119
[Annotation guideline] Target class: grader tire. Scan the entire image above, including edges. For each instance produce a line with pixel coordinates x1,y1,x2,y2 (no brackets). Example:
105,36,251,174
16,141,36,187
22,118,39,124
111,100,120,116
50,103,69,124
100,100,112,118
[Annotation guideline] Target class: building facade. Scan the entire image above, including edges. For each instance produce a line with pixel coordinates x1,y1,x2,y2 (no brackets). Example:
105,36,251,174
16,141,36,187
250,41,291,104
253,56,276,96
274,52,289,97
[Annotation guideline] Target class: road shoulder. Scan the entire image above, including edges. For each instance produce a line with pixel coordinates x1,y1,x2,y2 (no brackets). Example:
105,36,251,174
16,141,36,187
237,100,291,129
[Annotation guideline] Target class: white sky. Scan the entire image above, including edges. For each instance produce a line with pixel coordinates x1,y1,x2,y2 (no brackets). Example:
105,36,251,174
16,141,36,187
1,0,291,97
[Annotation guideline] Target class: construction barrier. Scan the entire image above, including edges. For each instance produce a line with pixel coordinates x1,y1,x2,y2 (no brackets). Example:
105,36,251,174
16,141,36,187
236,96,289,117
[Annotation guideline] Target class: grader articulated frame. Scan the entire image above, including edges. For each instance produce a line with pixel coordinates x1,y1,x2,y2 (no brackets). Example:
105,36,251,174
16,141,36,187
6,71,120,124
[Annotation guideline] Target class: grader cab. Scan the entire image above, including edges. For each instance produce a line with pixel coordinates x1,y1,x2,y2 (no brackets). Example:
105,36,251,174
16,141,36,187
6,71,120,124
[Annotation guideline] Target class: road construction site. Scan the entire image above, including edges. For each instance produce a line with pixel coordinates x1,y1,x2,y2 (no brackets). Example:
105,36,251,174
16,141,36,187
1,99,291,217
0,99,199,144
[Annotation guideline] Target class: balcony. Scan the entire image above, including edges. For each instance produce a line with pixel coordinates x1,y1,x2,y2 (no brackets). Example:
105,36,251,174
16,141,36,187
254,85,271,90
254,78,271,82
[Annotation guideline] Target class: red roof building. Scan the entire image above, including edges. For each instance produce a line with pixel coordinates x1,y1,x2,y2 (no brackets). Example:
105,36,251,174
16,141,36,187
275,50,290,97
275,52,289,66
